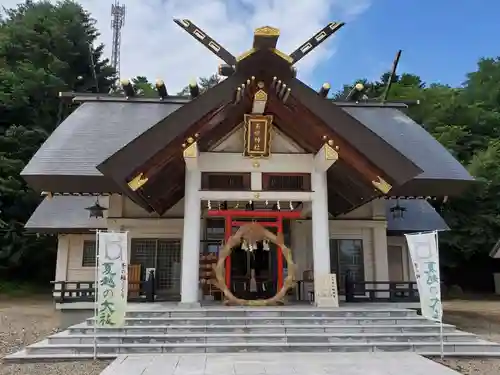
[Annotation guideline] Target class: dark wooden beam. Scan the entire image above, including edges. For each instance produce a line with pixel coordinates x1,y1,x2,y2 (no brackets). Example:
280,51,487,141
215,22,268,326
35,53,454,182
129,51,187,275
173,19,237,66
157,186,185,215
286,78,422,185
283,92,395,187
132,104,227,181
266,99,319,152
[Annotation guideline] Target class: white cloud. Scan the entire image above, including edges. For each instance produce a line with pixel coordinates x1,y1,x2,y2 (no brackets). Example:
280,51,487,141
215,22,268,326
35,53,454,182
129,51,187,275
1,0,371,91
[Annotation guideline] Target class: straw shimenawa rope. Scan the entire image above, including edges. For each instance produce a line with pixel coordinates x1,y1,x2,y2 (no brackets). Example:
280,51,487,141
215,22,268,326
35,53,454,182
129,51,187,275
214,222,296,306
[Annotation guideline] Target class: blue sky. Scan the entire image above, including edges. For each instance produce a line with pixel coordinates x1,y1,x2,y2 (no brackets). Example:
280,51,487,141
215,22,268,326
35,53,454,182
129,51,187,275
314,0,500,91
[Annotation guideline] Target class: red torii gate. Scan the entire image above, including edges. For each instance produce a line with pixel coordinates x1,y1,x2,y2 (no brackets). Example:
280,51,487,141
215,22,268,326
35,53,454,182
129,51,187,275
206,209,302,289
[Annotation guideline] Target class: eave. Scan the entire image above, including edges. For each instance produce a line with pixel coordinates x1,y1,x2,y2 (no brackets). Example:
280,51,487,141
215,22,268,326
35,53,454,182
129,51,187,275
286,78,423,185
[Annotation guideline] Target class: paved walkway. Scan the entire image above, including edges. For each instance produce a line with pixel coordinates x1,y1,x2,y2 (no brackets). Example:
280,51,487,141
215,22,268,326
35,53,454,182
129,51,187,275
100,353,460,375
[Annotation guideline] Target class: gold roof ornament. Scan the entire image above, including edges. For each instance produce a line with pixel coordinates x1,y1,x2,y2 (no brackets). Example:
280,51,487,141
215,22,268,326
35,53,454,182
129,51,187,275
128,173,148,191
183,141,198,158
324,143,339,161
254,26,280,37
372,176,392,194
254,90,268,101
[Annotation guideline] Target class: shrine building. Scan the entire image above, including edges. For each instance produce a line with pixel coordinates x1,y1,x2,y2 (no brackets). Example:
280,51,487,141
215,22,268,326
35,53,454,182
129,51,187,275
21,21,473,313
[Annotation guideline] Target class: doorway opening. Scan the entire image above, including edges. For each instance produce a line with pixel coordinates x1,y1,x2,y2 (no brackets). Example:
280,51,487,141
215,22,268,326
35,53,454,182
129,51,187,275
206,209,301,300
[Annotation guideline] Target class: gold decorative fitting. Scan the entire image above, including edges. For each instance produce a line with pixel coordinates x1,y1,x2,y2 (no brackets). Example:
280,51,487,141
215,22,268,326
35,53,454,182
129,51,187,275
257,81,265,89
253,192,261,199
254,90,267,101
324,143,339,161
187,137,194,144
194,133,200,138
252,160,260,168
182,143,186,148
128,173,149,191
236,48,256,62
270,48,293,64
372,176,392,194
183,141,198,158
322,135,328,140
327,139,334,146
254,26,280,37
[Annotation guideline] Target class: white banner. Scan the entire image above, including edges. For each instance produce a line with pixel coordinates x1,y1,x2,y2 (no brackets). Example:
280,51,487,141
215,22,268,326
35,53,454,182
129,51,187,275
405,231,442,322
96,232,128,327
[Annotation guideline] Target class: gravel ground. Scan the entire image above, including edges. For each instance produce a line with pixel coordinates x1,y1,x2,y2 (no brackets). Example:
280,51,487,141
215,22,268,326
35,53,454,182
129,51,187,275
0,297,110,375
432,300,500,375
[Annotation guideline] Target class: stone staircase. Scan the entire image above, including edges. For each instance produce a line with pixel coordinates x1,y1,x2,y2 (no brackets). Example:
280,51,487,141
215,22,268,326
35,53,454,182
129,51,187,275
5,306,500,362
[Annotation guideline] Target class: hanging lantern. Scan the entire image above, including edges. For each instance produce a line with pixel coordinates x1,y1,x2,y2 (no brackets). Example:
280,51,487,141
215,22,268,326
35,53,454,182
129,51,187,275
390,199,406,219
85,198,107,218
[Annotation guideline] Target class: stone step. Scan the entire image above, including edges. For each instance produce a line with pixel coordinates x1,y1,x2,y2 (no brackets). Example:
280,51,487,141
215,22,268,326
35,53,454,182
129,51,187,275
124,309,418,318
86,316,430,326
21,340,500,356
47,331,477,345
6,350,500,363
69,323,456,335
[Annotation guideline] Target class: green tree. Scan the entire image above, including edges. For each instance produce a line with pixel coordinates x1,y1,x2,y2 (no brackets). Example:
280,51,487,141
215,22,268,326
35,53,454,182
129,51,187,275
132,76,157,97
0,0,115,281
177,73,222,96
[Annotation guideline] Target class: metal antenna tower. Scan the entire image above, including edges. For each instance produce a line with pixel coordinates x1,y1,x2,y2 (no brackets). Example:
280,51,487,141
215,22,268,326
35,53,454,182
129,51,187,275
110,0,126,78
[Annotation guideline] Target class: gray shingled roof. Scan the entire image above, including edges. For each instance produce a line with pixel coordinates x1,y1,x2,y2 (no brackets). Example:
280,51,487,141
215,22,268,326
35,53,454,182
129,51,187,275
385,198,449,233
25,196,106,232
22,101,183,177
343,107,472,183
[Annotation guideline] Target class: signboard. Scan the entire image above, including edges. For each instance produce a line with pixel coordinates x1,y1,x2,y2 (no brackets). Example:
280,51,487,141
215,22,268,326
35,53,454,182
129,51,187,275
96,232,128,327
405,231,442,322
243,114,272,158
315,273,339,307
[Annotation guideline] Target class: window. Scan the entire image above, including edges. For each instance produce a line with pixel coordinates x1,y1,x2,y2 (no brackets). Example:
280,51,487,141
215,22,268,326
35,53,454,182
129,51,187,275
82,240,97,267
201,173,251,190
130,239,182,293
329,239,364,292
262,173,311,191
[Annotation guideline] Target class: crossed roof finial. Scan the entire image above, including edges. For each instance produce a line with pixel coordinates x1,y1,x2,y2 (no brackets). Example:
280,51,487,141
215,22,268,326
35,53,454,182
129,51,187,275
173,19,345,71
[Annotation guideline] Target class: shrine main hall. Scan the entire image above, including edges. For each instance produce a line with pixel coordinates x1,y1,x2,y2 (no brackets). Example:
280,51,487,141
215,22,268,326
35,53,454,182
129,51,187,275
21,22,472,309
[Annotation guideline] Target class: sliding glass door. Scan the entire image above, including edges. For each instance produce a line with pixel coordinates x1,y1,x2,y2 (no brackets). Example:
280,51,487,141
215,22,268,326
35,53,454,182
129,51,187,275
329,239,365,292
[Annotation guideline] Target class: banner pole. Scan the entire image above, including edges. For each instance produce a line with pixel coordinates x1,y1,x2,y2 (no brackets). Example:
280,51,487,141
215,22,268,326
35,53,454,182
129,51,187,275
440,320,444,359
93,230,100,360
436,230,444,359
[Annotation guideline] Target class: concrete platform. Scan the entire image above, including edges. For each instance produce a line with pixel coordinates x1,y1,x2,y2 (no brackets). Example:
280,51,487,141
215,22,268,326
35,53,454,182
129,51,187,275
100,353,461,375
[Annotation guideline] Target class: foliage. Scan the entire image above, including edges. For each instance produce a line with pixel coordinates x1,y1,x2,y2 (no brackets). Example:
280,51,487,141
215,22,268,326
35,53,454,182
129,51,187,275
177,73,222,96
0,0,115,282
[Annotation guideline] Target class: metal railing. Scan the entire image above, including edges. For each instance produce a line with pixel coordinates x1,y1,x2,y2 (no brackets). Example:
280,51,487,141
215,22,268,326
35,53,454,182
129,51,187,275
51,270,156,303
344,272,419,303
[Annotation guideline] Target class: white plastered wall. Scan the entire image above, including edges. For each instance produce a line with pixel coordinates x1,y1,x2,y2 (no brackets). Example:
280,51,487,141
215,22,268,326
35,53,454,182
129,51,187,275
387,235,416,282
55,196,401,284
